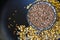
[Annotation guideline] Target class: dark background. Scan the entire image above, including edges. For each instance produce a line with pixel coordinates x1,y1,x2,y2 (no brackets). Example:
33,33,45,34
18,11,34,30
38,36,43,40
0,0,8,40
0,0,8,19
0,0,35,40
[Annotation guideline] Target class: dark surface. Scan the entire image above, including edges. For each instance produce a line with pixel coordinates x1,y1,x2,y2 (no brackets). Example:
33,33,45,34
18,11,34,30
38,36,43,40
0,0,8,20
58,38,60,40
0,0,35,40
